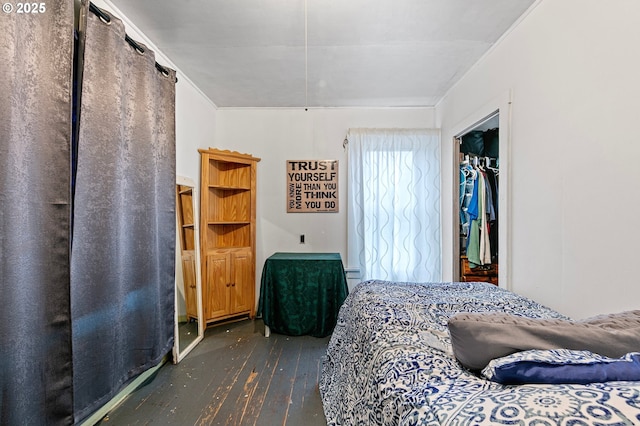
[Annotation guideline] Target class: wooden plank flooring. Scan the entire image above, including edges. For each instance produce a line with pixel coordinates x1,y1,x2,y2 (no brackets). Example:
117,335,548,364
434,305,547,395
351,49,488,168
98,319,329,425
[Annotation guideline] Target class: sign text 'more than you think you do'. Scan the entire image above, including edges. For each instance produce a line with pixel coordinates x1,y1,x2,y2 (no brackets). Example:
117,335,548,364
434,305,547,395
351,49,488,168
287,160,339,213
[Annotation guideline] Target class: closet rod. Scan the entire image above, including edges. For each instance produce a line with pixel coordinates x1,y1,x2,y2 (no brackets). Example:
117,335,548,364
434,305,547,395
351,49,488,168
462,153,499,168
88,2,177,82
465,153,497,161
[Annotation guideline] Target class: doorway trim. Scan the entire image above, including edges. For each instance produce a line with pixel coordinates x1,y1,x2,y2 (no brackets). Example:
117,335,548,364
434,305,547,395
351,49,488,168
451,90,512,290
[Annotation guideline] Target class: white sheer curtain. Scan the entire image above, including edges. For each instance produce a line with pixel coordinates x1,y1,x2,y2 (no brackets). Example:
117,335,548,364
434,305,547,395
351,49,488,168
347,128,441,282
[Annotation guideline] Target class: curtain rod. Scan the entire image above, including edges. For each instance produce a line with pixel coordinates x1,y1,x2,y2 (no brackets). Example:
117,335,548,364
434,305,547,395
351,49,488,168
88,3,177,83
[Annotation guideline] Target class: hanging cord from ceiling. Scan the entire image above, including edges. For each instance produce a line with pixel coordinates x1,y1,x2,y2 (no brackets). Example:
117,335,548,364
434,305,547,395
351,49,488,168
88,2,177,82
304,0,308,111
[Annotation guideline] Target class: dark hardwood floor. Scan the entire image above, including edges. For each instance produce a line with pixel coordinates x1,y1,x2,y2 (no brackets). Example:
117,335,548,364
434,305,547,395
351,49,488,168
97,319,329,425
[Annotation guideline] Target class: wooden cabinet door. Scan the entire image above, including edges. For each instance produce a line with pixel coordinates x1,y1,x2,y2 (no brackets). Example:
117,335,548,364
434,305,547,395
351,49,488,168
230,249,253,315
205,252,230,320
203,249,254,322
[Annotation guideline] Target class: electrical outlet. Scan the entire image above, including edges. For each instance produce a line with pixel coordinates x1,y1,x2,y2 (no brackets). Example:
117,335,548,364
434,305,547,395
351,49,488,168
300,234,305,244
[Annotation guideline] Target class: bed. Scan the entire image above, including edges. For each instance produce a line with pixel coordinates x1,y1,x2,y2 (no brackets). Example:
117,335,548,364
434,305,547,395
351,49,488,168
319,280,640,425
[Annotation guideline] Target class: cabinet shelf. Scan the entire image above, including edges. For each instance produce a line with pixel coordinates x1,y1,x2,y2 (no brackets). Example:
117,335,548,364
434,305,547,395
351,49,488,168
206,222,250,248
176,184,196,251
204,245,249,252
205,186,251,223
208,184,250,191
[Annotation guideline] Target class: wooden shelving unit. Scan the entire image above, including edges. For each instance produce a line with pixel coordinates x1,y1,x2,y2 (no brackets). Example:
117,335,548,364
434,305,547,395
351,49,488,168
198,148,260,325
176,184,198,321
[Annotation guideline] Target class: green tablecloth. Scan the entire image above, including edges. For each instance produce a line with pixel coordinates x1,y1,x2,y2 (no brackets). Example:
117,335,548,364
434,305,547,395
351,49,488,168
258,252,349,337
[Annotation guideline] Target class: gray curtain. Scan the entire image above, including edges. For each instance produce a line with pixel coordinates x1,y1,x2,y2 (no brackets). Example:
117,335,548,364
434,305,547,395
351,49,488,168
71,2,176,423
0,1,75,424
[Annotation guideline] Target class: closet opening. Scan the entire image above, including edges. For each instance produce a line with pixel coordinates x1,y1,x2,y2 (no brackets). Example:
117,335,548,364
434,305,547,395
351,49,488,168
454,112,500,286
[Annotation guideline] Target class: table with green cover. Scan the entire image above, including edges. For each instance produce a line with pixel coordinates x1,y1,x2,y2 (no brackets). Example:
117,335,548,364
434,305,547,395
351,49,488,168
258,252,349,337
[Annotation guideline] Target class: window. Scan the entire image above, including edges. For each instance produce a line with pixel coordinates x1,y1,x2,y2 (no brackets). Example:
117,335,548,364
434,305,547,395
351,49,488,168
347,129,441,282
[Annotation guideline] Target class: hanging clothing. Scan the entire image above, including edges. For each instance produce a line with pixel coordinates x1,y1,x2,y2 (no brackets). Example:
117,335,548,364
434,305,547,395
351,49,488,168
459,163,475,247
484,168,499,261
467,219,481,266
459,159,498,267
477,170,492,265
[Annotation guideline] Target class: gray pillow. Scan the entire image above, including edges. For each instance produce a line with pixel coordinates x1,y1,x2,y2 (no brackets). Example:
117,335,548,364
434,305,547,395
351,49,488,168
448,310,640,370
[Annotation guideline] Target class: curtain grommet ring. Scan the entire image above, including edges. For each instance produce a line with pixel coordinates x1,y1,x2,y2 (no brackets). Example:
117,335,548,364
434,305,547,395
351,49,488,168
155,63,171,78
125,34,145,55
89,4,111,25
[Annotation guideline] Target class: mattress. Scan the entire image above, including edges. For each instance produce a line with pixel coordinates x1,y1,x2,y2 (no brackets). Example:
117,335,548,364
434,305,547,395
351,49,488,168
319,280,640,425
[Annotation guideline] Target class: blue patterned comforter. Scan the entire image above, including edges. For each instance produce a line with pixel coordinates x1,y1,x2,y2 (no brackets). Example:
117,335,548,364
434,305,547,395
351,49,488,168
319,280,640,425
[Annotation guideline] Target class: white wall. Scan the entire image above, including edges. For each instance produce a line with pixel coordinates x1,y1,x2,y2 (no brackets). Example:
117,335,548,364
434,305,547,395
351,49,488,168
214,108,435,293
437,0,640,318
174,82,217,180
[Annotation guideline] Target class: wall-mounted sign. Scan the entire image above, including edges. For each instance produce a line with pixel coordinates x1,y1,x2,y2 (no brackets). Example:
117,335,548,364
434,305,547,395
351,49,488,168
286,160,339,213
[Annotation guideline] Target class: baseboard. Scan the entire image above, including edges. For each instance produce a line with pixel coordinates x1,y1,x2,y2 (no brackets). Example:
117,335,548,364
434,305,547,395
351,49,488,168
81,354,169,426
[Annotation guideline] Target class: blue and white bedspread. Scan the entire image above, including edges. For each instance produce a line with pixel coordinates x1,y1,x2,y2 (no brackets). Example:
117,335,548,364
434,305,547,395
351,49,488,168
319,280,640,425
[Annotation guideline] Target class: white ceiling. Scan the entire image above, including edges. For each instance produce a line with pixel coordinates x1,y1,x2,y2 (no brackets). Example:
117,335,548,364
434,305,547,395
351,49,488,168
107,0,536,108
